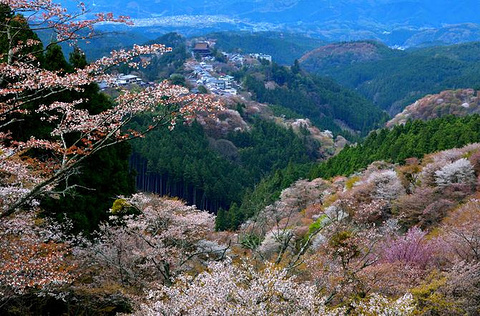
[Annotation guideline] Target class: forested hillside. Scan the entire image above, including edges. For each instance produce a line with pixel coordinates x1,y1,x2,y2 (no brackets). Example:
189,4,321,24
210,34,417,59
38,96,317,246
141,32,188,81
129,112,319,213
387,88,480,127
311,115,480,179
300,41,480,114
228,114,480,229
241,62,388,135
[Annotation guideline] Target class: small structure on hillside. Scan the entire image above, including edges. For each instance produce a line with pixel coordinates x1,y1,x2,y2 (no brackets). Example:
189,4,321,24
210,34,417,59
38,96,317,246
193,42,211,57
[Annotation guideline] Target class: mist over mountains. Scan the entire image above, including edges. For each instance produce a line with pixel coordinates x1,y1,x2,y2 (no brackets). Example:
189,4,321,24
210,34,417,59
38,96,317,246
63,0,480,47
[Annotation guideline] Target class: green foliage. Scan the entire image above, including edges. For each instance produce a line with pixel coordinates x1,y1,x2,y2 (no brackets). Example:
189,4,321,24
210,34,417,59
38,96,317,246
329,230,358,253
69,45,88,69
345,176,361,190
269,104,303,120
169,73,186,86
215,208,228,231
242,63,387,135
310,115,480,179
142,32,187,81
411,272,455,315
42,142,135,233
227,119,315,182
110,198,136,215
302,41,480,114
307,214,329,236
197,85,208,94
131,121,248,211
0,5,44,64
239,233,262,250
291,59,301,74
43,42,71,72
212,47,227,63
130,118,316,223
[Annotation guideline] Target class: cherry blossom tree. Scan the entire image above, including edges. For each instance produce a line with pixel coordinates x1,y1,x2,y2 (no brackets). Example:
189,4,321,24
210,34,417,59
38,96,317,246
0,210,76,306
134,259,338,316
0,0,222,216
359,261,428,298
381,227,433,269
440,198,480,262
351,292,415,316
366,169,405,201
132,259,415,316
440,260,480,315
435,158,476,188
76,193,228,289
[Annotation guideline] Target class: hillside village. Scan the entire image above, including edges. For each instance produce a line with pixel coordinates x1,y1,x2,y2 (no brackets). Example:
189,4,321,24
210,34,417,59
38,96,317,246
185,41,272,96
102,40,273,98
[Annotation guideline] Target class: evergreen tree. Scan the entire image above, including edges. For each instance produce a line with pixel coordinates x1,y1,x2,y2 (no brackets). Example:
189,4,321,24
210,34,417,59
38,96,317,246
43,43,71,72
39,44,135,233
215,208,228,231
310,115,480,180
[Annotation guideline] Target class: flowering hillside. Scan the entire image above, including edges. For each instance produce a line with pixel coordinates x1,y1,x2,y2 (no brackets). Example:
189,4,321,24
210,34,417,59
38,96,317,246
4,140,480,314
2,1,480,315
387,89,480,127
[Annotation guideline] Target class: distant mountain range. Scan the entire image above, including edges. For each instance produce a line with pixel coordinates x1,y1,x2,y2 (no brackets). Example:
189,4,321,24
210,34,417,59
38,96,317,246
58,0,480,47
76,0,480,26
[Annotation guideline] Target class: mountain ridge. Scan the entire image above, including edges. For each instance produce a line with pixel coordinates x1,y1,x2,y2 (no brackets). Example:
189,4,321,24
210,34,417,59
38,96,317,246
299,40,480,114
59,0,480,48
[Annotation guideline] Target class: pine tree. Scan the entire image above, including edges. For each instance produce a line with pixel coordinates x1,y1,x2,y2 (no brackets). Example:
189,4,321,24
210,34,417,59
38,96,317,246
215,208,228,231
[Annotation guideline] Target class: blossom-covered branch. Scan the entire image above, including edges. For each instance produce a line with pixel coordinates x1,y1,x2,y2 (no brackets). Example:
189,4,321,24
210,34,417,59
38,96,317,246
0,0,223,215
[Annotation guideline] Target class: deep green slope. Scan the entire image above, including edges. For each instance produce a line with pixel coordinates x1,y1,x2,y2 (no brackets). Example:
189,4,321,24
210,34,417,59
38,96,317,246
240,62,388,136
142,32,188,81
227,114,480,230
300,41,480,114
310,115,480,179
129,118,318,213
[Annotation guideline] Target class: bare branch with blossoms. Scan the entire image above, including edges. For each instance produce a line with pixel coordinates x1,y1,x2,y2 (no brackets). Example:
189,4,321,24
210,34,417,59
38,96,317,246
381,227,433,269
0,0,131,49
131,258,416,316
0,0,223,215
439,198,480,262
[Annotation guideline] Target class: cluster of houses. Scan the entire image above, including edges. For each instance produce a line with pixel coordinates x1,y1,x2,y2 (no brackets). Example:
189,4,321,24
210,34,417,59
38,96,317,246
98,74,150,90
193,41,272,65
96,41,271,98
220,52,272,66
248,53,272,63
189,62,237,96
186,41,275,95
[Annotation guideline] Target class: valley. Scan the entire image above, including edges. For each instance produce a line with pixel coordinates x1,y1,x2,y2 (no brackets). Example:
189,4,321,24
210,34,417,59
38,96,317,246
3,1,480,315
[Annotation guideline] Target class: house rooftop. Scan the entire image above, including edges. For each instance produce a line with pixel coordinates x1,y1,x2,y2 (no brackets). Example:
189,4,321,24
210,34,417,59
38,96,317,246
194,43,210,50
